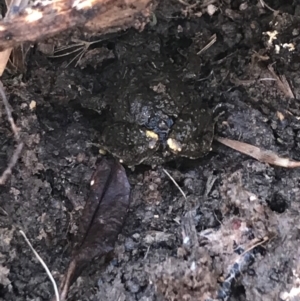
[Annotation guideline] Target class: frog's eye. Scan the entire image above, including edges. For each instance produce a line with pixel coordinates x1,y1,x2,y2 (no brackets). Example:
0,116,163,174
167,138,182,152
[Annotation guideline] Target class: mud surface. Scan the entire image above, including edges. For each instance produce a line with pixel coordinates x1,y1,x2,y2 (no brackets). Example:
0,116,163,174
1,1,300,300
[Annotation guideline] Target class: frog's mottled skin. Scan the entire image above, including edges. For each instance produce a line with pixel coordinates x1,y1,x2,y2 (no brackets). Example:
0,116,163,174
80,32,214,166
101,123,160,166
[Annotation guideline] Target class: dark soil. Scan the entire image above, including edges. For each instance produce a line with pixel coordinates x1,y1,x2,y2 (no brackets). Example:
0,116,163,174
1,0,300,300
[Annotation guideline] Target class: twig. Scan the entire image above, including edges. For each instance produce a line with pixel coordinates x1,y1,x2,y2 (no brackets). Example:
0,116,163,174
216,136,300,168
0,142,23,184
163,168,187,200
57,260,76,301
19,230,60,301
0,81,19,139
240,236,269,257
0,81,23,184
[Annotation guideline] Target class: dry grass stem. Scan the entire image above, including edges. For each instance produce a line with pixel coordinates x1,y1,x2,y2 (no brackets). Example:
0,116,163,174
19,230,60,301
216,136,300,168
197,34,217,55
163,168,187,200
49,37,112,67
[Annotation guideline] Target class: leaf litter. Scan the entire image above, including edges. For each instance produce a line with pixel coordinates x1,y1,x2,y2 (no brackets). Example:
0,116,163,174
149,169,278,301
54,157,131,301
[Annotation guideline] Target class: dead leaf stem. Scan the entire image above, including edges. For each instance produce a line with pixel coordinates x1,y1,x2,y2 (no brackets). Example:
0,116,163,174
216,136,300,168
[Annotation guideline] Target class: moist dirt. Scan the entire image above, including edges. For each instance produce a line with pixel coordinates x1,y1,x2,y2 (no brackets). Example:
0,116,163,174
1,1,300,300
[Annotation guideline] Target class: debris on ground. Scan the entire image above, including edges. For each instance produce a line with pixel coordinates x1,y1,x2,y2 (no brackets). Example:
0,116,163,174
0,1,300,301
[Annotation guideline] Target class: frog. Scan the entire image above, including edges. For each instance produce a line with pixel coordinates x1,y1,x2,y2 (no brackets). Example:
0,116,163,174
79,31,215,167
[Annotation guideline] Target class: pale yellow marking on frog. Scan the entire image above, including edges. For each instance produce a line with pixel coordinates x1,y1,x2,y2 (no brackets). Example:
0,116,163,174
99,149,107,155
29,100,36,111
145,130,158,140
167,138,182,152
145,130,159,149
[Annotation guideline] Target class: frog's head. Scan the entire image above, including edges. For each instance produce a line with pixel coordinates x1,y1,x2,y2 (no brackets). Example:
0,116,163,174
100,107,214,166
100,122,161,166
165,107,214,159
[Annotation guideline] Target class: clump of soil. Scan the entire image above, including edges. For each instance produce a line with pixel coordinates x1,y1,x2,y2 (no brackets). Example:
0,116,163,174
1,1,300,301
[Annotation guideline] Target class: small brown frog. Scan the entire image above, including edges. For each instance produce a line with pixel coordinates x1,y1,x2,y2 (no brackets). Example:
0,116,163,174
83,70,214,167
80,32,214,167
100,107,214,167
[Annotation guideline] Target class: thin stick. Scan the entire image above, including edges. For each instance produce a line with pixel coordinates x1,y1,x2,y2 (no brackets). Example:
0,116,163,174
19,230,60,301
163,168,187,200
0,81,23,184
0,81,19,140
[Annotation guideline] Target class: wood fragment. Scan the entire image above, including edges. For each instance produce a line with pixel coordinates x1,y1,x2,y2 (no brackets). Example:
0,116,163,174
0,0,29,76
216,136,300,168
0,0,155,51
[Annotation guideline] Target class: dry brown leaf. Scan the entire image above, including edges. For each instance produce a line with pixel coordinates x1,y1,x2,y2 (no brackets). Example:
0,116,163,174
55,157,131,301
